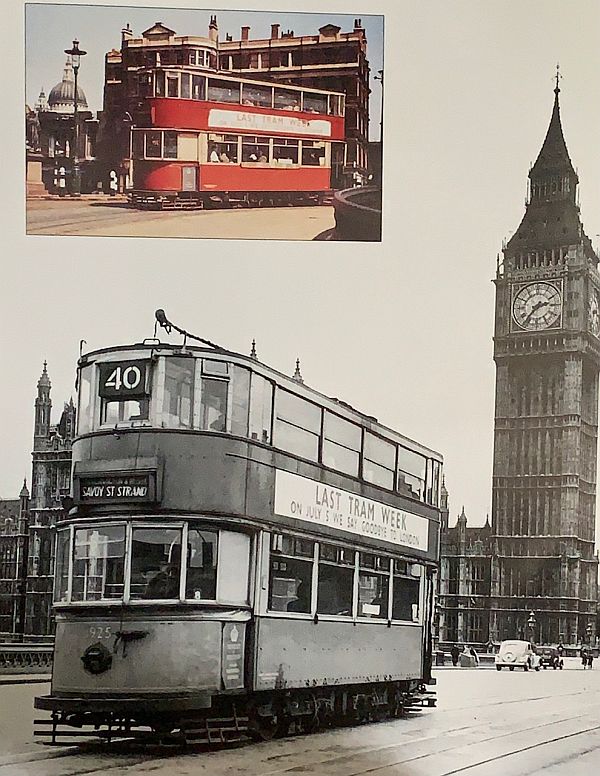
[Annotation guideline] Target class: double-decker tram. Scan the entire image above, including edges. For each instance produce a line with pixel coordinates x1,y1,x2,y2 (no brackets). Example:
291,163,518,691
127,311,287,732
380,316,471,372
128,69,345,209
35,311,443,746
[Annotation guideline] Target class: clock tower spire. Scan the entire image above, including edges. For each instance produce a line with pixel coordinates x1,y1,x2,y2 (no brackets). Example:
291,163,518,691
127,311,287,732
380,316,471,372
490,77,599,647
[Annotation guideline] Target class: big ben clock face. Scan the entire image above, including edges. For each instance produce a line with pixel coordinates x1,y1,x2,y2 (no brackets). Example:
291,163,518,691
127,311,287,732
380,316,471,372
512,282,562,331
589,289,600,337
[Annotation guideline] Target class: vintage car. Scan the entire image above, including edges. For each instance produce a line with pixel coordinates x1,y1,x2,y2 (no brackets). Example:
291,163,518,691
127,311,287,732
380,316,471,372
495,640,540,671
537,646,564,670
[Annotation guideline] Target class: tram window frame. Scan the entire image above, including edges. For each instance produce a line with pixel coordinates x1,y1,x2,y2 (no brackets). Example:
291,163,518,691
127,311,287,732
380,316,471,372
268,533,315,614
391,560,421,622
101,397,150,426
192,74,206,100
207,133,239,163
301,141,326,167
154,70,165,97
241,135,270,163
272,138,299,165
180,72,191,99
316,543,355,617
185,526,218,601
129,526,183,601
71,524,127,603
249,372,273,444
77,363,94,436
397,446,426,502
357,553,390,620
302,91,328,115
163,131,178,160
166,72,179,98
363,432,396,490
131,130,144,161
241,83,273,108
274,389,321,463
145,130,162,158
231,365,250,437
322,411,361,477
274,87,301,111
200,375,228,433
162,356,195,429
54,527,71,602
207,78,240,104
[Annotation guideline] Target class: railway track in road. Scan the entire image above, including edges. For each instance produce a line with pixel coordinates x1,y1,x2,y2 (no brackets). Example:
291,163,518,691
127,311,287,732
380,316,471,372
5,699,600,776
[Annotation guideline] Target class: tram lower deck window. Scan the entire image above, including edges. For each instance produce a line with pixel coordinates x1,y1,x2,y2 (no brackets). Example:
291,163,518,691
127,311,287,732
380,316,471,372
185,528,218,600
392,570,420,621
268,535,314,613
317,544,354,616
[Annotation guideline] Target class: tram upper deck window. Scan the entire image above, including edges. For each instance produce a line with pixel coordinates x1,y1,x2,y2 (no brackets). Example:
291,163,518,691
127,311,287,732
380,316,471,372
274,390,321,462
397,447,426,501
208,78,240,104
167,73,179,98
317,543,354,616
77,363,93,436
269,534,314,613
426,459,441,506
155,70,165,97
163,357,194,428
302,92,327,114
322,412,361,477
180,72,191,99
392,561,420,622
249,373,273,444
185,528,217,600
358,553,389,619
328,94,344,117
130,527,182,600
241,83,272,108
274,87,300,111
54,528,70,602
363,432,395,490
231,366,250,437
72,526,125,602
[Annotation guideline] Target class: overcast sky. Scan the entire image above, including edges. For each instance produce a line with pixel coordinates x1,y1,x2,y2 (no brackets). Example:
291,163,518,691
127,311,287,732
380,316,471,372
3,0,600,534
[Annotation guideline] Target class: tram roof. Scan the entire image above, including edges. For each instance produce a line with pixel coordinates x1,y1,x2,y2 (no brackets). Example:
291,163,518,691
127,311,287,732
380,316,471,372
80,341,443,462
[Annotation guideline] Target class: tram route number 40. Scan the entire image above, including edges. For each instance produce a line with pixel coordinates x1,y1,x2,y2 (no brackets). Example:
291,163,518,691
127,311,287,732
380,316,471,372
99,360,148,399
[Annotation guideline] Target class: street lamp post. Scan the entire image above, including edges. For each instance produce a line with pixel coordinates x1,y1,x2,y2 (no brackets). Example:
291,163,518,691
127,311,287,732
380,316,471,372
64,39,87,196
374,69,384,143
527,611,536,643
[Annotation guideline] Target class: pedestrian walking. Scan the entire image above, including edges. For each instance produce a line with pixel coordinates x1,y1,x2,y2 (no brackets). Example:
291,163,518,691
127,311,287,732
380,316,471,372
450,644,460,666
581,646,588,668
109,169,118,196
58,166,66,197
587,651,594,669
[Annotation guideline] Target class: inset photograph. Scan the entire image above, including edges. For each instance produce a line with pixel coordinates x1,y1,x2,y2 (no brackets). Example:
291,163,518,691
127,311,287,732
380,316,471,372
25,4,383,240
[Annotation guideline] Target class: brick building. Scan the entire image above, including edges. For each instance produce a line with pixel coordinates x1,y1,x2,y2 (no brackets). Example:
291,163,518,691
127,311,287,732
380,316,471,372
0,484,29,639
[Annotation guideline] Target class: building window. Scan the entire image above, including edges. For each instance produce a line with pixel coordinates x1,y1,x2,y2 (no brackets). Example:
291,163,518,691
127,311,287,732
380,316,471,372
358,553,389,618
317,543,354,616
269,534,314,613
274,390,321,461
130,527,182,600
72,526,126,602
322,411,361,476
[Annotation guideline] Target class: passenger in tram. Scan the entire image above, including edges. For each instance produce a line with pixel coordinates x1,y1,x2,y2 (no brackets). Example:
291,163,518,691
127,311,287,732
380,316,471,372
287,581,310,613
145,545,182,599
219,151,231,163
209,146,220,163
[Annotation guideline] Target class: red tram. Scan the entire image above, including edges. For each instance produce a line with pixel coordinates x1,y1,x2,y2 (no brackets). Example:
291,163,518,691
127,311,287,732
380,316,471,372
35,312,443,745
128,69,346,208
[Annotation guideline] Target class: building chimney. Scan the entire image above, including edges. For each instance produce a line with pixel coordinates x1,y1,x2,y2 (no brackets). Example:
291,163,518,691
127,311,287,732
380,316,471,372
121,23,133,44
271,23,280,39
241,26,250,41
209,14,219,43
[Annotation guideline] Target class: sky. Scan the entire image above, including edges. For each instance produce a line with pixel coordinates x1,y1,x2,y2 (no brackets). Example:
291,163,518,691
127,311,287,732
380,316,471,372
3,0,600,534
24,4,384,141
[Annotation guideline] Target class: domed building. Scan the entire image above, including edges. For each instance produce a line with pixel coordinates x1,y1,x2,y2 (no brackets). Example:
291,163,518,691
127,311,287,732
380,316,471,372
27,57,99,194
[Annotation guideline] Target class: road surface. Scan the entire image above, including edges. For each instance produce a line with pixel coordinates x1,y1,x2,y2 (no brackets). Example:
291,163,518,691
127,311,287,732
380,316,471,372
1,660,599,775
25,198,335,240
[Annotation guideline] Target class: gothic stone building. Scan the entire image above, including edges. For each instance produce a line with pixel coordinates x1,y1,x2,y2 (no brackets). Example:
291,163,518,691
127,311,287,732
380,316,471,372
0,484,29,638
26,363,75,637
98,16,371,190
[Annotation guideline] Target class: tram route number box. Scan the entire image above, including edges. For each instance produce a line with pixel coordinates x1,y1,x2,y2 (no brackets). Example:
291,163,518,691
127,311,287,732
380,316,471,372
74,472,157,504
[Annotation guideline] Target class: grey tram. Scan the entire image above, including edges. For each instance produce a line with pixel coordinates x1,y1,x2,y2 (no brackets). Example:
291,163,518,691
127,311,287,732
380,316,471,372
35,317,443,745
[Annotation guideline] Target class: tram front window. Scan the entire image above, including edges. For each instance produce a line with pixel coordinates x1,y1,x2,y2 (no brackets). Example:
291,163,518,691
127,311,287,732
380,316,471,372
130,528,182,600
101,398,149,425
72,526,125,601
200,378,227,431
185,528,218,600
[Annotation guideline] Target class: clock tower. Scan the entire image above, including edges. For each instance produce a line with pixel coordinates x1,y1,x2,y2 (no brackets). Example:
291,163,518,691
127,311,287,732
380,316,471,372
490,77,599,646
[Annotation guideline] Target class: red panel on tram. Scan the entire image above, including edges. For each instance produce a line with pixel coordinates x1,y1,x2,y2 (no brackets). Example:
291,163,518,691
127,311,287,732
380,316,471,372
149,98,345,142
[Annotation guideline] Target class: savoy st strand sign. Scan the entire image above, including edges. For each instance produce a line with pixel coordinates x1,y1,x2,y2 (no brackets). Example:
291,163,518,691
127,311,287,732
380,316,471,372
274,470,429,552
208,109,332,138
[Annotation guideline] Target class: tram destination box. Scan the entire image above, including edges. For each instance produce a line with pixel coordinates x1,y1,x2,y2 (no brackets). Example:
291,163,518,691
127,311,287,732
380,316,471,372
74,471,157,504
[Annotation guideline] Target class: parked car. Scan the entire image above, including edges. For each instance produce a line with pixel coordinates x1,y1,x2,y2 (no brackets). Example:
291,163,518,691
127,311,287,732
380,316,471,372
537,646,564,670
495,640,540,671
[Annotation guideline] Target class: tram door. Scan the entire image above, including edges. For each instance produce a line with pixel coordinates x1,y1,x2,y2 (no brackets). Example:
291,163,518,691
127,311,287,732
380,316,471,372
182,166,197,191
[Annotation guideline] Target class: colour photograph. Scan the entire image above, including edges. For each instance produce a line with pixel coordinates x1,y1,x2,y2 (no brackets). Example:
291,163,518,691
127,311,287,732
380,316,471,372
25,4,384,240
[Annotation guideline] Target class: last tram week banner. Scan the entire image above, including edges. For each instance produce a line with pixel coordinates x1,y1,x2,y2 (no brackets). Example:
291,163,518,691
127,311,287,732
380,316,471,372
274,470,429,552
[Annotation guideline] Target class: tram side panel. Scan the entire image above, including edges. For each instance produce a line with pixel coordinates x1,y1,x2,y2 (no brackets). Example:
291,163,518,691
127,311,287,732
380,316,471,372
253,618,423,691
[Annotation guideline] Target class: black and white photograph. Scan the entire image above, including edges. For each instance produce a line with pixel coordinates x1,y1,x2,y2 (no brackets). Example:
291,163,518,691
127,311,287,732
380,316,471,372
2,0,600,773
